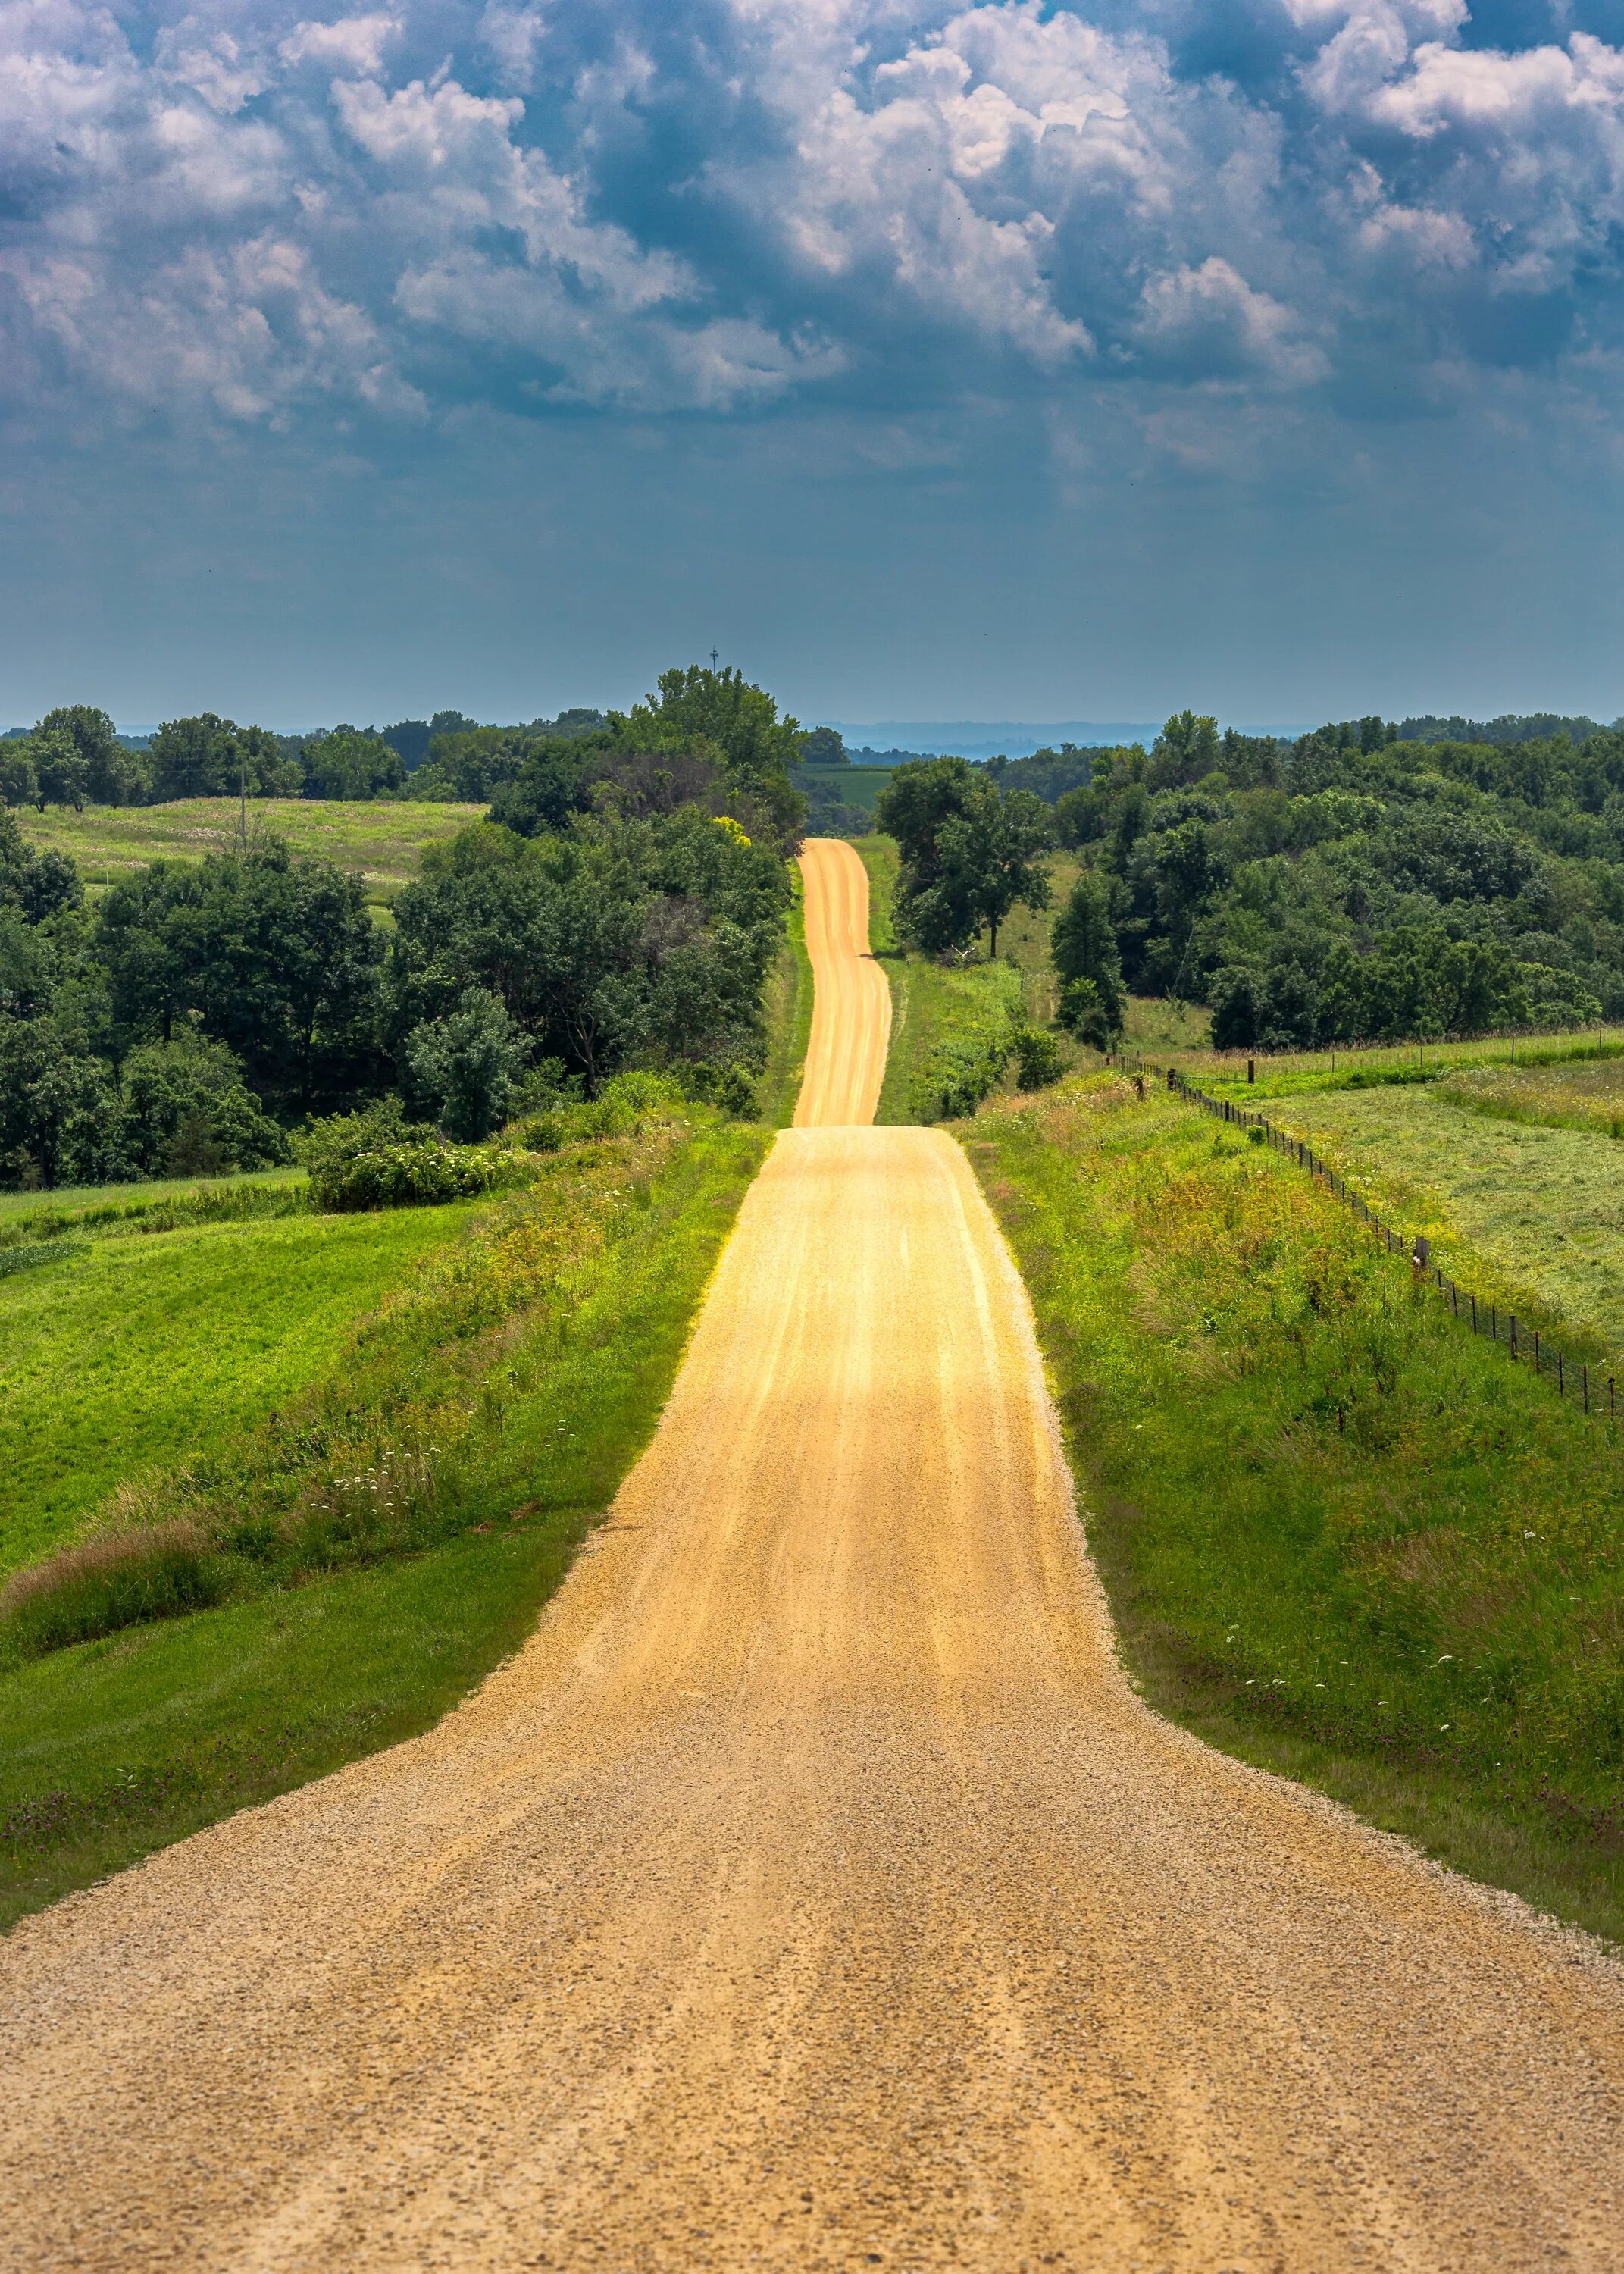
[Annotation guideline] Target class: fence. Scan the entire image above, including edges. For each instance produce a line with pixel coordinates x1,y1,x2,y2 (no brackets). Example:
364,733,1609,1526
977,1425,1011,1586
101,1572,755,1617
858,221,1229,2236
1107,1051,1616,1427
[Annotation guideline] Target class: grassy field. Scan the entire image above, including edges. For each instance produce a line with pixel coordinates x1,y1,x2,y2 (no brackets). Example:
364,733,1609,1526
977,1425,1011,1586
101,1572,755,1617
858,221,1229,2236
1163,1026,1624,1094
798,765,895,816
0,1114,769,1925
1436,1055,1624,1137
969,1075,1624,1944
14,798,481,908
1262,1085,1624,1366
0,1165,301,1232
0,1198,487,1577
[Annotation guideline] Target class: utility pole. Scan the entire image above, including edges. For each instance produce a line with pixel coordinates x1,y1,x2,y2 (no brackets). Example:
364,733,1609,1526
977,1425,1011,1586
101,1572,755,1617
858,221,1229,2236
710,647,719,672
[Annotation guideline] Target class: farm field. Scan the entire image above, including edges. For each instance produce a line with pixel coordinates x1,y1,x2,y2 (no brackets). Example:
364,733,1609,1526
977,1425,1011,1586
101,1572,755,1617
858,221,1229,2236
796,763,895,814
0,1198,486,1577
14,797,483,907
1264,1084,1624,1363
1436,1054,1624,1136
0,1166,300,1230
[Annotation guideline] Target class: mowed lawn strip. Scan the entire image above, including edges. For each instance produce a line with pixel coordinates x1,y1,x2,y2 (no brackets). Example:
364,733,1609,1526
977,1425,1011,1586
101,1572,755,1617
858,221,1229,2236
970,1075,1624,1946
0,1201,486,1576
1266,1083,1624,1365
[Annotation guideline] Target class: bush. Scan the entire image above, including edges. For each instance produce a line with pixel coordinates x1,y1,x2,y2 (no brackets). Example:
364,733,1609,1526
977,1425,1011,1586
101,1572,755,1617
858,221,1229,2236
506,1070,690,1153
0,1522,228,1657
295,1099,500,1212
1010,1026,1067,1089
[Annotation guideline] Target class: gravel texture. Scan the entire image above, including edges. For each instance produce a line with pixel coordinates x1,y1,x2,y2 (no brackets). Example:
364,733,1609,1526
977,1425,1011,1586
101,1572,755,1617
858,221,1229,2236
0,840,1620,2270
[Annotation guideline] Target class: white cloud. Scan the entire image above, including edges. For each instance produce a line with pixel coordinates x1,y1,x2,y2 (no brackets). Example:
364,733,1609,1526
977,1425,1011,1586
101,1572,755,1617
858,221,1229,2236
2,0,1624,453
279,13,400,75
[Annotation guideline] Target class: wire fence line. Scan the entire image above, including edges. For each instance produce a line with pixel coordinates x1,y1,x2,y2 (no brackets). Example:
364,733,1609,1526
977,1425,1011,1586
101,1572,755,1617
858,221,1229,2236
1106,1051,1618,1428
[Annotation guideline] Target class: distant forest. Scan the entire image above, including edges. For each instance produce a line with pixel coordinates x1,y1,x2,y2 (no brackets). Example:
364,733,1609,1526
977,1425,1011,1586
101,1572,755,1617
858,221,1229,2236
6,688,1624,1163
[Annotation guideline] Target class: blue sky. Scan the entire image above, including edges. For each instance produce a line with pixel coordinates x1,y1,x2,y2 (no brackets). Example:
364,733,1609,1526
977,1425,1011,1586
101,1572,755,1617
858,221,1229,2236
5,0,1624,730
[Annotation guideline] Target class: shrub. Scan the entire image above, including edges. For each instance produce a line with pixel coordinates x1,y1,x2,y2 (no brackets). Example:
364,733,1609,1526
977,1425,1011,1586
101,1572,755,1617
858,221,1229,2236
506,1070,690,1153
295,1099,500,1212
0,1522,227,1657
1010,1026,1067,1090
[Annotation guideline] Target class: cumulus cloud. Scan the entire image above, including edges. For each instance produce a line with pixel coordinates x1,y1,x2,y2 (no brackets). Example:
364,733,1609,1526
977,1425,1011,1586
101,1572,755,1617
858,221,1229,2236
2,0,1624,453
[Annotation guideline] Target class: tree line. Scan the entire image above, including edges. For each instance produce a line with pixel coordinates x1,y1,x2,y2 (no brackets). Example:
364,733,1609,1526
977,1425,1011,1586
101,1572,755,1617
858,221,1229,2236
1043,712,1624,1049
0,668,803,1187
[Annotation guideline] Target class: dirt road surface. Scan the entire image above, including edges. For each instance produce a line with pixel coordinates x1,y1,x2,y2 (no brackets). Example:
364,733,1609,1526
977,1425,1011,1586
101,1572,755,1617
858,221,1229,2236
2,840,1622,2269
794,837,890,1128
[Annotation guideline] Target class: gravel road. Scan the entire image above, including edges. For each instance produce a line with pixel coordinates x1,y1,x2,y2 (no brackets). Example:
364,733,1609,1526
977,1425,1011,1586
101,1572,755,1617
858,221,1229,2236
0,839,1620,2270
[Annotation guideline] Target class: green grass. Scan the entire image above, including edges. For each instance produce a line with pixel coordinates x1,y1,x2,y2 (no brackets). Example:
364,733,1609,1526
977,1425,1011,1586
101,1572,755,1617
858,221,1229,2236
0,1166,301,1229
797,765,895,815
0,1115,768,1926
1169,1026,1624,1096
1436,1055,1624,1138
0,1200,487,1576
1263,1084,1624,1366
15,798,482,910
969,1075,1624,1945
757,870,815,1126
855,835,1045,1123
0,1530,569,1928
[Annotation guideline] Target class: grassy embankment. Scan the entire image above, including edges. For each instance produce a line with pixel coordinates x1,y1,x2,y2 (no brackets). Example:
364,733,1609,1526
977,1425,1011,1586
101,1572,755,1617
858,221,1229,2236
0,884,809,1926
968,1075,1624,1944
15,797,481,912
0,1111,769,1925
853,835,1028,1124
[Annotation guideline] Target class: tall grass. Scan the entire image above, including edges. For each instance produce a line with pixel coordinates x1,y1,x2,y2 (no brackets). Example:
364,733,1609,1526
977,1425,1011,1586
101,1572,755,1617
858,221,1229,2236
1437,1056,1624,1138
970,1075,1624,1943
1264,1084,1624,1367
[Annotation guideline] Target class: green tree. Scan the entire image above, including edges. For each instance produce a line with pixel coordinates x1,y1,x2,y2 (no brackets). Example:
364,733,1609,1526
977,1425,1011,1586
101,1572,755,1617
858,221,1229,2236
624,666,806,847
31,728,89,811
116,1026,289,1174
1150,712,1220,790
933,783,1052,957
38,707,148,804
149,714,243,800
405,987,530,1140
0,741,39,810
1051,871,1124,1037
96,841,384,1111
299,728,407,800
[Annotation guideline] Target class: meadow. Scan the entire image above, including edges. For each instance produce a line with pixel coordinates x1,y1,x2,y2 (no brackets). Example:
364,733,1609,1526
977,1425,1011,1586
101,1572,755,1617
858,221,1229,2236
1260,1084,1624,1366
14,797,481,908
0,1195,487,1577
969,1074,1624,1944
0,1110,768,1924
1436,1054,1624,1137
797,763,895,816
